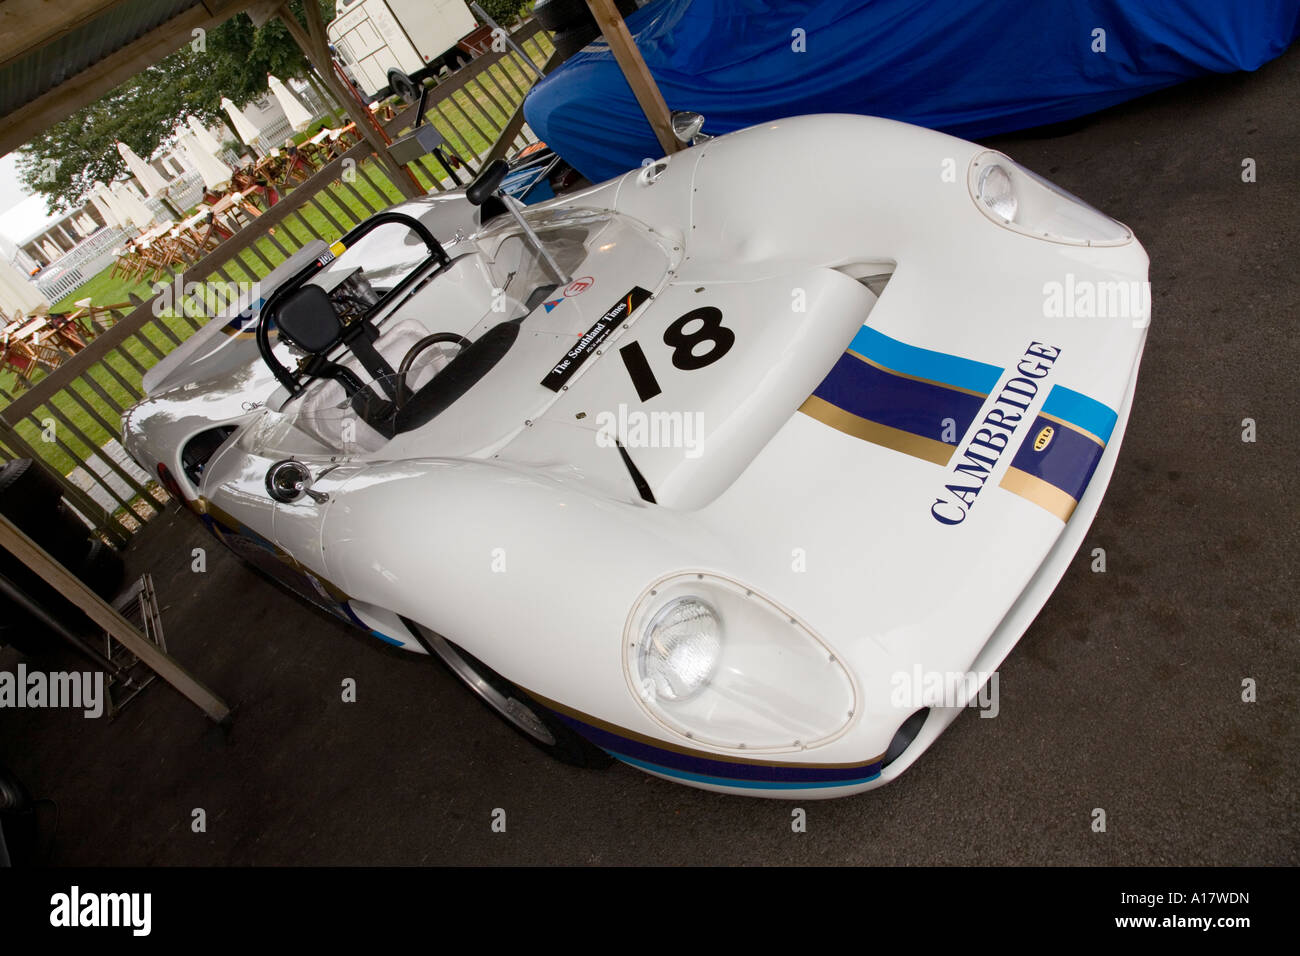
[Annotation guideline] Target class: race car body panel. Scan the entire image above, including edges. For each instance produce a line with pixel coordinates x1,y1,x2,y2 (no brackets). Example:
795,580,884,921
122,115,1150,796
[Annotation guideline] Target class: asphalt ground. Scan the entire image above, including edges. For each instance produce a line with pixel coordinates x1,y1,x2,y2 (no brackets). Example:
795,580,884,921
0,46,1296,866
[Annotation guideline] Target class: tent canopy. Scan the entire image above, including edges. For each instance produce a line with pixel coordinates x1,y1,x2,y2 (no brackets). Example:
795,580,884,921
0,0,260,156
525,0,1300,182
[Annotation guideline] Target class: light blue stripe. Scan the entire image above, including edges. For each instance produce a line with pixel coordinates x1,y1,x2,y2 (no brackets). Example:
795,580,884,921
615,755,881,791
849,325,1002,395
1042,385,1118,443
371,629,405,647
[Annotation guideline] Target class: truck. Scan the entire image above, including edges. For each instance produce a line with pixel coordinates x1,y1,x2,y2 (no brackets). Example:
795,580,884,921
328,0,481,103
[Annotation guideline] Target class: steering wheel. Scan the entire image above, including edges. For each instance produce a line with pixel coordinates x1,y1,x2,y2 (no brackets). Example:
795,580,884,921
256,211,451,399
394,332,471,409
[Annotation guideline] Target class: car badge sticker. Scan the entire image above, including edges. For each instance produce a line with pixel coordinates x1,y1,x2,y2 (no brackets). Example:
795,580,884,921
541,287,652,392
1034,425,1055,451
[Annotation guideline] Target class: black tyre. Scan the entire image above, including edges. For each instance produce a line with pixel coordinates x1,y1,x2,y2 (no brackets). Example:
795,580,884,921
387,68,421,103
427,634,612,769
0,458,62,510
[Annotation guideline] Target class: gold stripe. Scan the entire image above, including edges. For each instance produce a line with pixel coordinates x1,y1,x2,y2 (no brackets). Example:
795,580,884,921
799,395,955,466
199,496,352,601
526,687,886,770
1038,410,1106,448
999,467,1078,522
845,348,989,398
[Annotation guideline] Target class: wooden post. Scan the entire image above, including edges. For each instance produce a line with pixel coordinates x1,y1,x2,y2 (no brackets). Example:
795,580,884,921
0,514,231,724
274,2,423,200
584,0,682,156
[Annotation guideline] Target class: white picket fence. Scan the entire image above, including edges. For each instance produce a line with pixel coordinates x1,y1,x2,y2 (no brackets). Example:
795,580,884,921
34,226,134,302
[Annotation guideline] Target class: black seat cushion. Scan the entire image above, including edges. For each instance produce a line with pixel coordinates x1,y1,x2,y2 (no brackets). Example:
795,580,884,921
277,284,343,353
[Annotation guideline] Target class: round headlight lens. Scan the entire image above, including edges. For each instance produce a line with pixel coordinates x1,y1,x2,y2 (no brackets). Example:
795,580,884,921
638,597,721,702
978,164,1018,222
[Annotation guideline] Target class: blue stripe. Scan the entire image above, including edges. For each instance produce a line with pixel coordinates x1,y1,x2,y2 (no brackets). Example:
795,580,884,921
850,325,1002,395
615,755,881,791
370,629,405,647
1042,385,1117,443
1010,416,1105,501
223,297,267,333
813,352,985,440
556,713,883,785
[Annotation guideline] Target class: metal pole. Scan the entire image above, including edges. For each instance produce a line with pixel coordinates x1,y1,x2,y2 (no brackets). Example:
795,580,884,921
0,570,134,682
0,515,231,723
470,3,546,82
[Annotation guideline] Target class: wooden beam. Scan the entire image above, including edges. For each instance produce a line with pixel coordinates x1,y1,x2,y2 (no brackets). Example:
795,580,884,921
0,514,232,723
0,4,229,155
583,0,681,156
275,2,422,200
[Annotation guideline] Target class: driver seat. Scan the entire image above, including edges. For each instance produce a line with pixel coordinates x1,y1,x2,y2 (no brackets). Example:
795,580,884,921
276,283,401,401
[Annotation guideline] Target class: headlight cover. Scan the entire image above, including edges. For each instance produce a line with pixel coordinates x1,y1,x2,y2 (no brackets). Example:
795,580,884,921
638,597,721,702
968,150,1132,246
625,572,857,752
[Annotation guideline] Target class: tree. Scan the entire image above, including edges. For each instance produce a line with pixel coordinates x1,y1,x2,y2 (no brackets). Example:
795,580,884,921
17,1,334,214
476,0,533,27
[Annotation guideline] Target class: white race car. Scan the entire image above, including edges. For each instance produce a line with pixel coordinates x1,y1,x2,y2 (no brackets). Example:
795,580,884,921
123,115,1149,798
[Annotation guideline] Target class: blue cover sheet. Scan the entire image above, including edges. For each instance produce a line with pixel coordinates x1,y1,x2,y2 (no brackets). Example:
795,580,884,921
524,0,1300,182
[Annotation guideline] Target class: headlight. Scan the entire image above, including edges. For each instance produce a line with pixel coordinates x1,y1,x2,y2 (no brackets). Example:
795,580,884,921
968,150,1131,246
639,597,721,702
977,164,1018,222
626,573,857,752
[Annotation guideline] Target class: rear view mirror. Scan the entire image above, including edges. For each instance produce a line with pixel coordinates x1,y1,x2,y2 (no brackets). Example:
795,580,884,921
671,111,708,145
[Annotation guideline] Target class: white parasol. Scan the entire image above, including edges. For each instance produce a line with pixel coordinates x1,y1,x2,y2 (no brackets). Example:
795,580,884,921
88,183,123,229
109,180,156,230
116,141,170,196
221,97,262,148
176,129,232,192
0,255,51,317
186,115,226,156
268,75,313,133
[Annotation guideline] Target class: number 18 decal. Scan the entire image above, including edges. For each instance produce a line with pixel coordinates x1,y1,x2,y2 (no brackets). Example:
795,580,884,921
618,308,735,402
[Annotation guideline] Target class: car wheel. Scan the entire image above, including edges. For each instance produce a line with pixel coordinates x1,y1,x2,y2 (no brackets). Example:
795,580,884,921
387,68,420,104
426,633,612,769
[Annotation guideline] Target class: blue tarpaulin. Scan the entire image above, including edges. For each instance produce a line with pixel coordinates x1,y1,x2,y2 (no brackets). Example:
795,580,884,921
524,0,1300,182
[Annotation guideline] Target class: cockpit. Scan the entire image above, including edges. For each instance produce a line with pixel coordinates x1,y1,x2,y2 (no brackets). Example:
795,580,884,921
257,162,595,454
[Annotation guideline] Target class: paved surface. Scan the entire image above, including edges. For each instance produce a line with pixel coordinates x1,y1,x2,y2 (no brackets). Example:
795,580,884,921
2,49,1297,865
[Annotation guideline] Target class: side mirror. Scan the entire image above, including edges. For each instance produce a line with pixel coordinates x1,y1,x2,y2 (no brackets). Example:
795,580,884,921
671,111,708,146
466,159,510,206
266,459,328,504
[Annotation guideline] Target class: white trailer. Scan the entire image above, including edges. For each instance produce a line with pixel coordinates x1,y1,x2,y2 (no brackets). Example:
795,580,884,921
328,0,478,102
